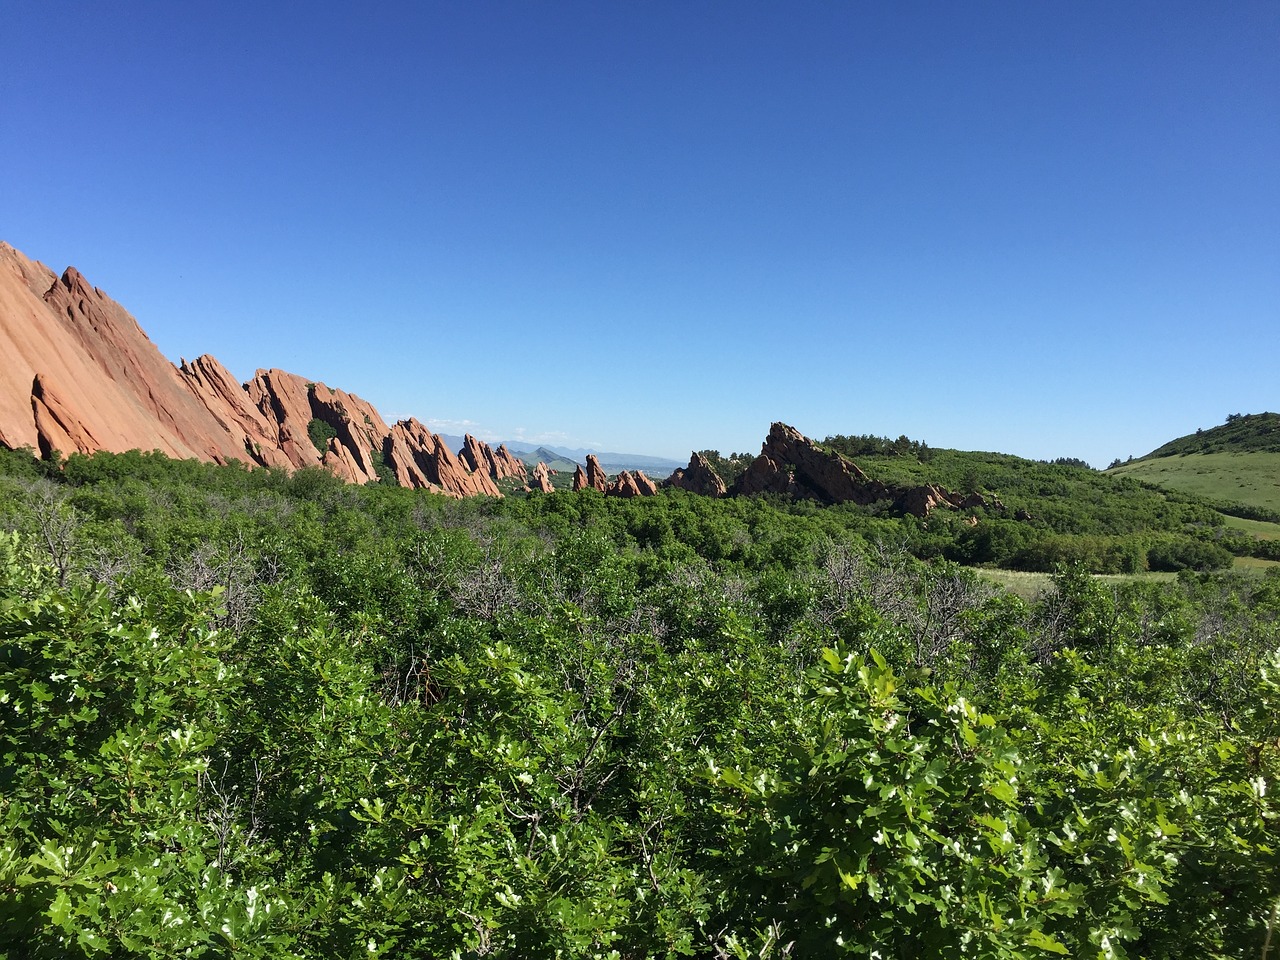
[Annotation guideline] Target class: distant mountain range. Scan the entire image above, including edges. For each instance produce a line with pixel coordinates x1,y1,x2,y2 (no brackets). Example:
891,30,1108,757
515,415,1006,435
503,443,684,475
436,436,683,475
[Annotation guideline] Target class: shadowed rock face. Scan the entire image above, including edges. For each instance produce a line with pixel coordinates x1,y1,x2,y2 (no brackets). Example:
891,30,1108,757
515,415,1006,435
632,470,659,496
384,420,501,497
663,452,727,497
729,422,889,504
531,461,555,493
664,422,982,519
0,242,503,498
585,455,608,492
460,434,528,484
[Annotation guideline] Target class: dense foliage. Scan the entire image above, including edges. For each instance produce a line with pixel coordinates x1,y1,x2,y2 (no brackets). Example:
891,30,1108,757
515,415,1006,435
822,433,935,463
307,418,339,456
694,450,754,487
1,445,1279,957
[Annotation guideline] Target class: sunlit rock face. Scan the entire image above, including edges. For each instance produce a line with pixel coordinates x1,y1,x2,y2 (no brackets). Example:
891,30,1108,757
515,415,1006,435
0,241,504,497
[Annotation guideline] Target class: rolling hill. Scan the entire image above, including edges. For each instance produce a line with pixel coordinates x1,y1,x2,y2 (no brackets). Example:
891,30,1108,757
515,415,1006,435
1106,413,1280,517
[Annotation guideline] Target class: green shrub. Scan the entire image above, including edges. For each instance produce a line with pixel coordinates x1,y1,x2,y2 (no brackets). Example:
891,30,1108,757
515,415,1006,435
307,418,338,455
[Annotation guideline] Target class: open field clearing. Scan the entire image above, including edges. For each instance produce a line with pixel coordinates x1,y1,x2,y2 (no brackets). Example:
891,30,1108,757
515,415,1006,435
1222,514,1280,540
977,567,1180,600
1110,451,1280,513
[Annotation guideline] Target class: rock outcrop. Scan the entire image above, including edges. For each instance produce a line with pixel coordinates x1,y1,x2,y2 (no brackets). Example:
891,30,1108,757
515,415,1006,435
585,454,608,492
568,457,660,499
664,422,987,519
1,243,267,464
663,452,727,497
460,434,528,484
530,461,555,493
0,241,506,499
176,355,295,469
632,470,659,496
604,471,644,498
384,419,501,497
242,369,394,483
493,444,527,482
729,422,889,504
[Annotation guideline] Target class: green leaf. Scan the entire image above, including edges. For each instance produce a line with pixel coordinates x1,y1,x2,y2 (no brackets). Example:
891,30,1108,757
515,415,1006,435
1025,928,1070,954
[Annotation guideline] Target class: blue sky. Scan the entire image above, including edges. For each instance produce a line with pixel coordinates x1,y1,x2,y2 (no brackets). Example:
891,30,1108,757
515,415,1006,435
3,2,1276,466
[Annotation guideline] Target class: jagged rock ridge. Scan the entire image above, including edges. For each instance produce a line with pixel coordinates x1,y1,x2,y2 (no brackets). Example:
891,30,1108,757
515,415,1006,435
663,452,728,497
664,422,995,518
460,434,527,485
0,242,504,498
530,461,555,493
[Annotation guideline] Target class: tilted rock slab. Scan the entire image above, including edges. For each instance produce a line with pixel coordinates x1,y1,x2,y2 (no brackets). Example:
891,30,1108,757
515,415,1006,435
1,244,273,464
492,444,527,482
585,454,609,491
663,452,727,497
530,461,555,493
665,421,979,518
460,434,527,484
0,241,503,498
385,419,501,497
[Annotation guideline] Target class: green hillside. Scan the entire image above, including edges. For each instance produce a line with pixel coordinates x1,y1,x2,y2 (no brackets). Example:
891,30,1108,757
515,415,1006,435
1140,412,1280,458
810,434,1280,573
1103,413,1280,518
1108,450,1280,515
525,446,580,473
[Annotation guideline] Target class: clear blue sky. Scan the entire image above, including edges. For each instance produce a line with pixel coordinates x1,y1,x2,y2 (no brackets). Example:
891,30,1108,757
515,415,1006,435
4,2,1276,466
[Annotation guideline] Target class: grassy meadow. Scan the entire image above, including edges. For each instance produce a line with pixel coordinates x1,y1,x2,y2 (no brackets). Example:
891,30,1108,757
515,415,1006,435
1222,513,1280,540
1108,451,1280,512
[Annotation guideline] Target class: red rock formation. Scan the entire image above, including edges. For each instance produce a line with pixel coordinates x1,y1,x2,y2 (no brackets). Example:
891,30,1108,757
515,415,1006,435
493,444,527,482
663,452,727,497
460,434,495,477
0,241,511,499
241,370,394,483
633,470,659,496
605,471,642,498
531,461,555,493
585,454,608,492
177,355,295,469
730,423,888,505
894,484,952,518
601,470,660,498
648,422,976,519
459,434,527,484
31,374,98,457
384,418,501,497
0,242,267,463
572,464,588,492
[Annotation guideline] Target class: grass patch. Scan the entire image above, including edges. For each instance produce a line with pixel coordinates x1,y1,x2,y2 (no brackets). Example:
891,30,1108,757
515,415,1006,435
1221,514,1280,541
1108,451,1280,513
977,568,1178,600
1233,556,1280,574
